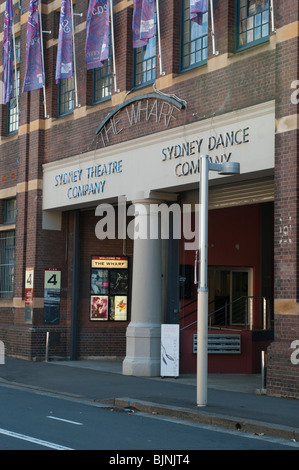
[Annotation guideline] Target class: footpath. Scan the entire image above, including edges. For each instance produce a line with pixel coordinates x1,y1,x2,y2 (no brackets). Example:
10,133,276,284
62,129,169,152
0,357,299,442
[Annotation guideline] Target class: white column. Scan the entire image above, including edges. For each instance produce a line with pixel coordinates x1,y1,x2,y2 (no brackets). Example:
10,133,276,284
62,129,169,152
123,195,162,376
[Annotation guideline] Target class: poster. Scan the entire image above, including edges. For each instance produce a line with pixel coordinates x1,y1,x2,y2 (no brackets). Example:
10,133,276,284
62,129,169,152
160,324,179,378
114,296,127,320
91,268,109,294
90,256,129,321
110,270,128,295
90,295,108,320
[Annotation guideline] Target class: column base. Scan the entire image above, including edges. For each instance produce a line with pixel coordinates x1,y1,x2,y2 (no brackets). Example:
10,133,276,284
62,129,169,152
122,323,161,377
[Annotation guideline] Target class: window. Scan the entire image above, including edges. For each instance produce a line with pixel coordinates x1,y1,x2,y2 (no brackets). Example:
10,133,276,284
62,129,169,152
134,15,156,88
58,77,74,116
0,198,16,298
93,31,112,103
93,60,112,103
7,37,20,135
181,0,208,71
236,0,270,51
4,198,16,224
0,230,15,298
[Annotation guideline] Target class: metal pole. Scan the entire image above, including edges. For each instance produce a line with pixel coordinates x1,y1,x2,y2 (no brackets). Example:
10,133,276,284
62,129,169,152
70,1,79,108
45,331,49,362
155,0,165,76
270,0,275,33
209,0,219,56
12,19,19,120
109,0,119,92
71,210,79,360
197,155,209,407
38,0,48,118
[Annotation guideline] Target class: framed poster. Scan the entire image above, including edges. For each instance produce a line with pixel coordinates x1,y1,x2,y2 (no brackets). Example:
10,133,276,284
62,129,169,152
110,270,128,295
90,256,129,322
91,268,109,295
90,296,108,320
114,296,127,320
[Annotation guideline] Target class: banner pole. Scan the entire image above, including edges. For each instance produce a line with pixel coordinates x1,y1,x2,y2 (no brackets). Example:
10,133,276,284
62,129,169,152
109,0,119,92
209,0,218,56
12,17,19,119
155,0,165,76
38,0,48,118
70,0,79,107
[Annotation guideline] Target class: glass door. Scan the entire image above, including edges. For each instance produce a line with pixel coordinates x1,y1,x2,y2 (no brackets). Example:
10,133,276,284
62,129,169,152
231,270,250,325
208,267,253,326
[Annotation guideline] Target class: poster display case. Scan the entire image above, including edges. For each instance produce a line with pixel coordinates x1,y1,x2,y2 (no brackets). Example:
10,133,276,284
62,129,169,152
90,256,129,321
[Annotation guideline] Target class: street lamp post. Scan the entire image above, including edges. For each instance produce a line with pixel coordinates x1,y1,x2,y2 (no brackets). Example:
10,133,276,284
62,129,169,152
197,155,240,407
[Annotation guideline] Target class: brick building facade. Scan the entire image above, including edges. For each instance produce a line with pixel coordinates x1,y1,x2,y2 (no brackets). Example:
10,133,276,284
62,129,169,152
0,0,298,398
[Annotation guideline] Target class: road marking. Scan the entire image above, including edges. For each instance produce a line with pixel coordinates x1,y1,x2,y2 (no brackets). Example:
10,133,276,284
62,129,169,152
47,415,83,425
0,427,73,450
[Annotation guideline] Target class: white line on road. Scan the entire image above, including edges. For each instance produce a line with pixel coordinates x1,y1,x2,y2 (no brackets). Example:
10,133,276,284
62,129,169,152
0,427,74,450
47,415,83,425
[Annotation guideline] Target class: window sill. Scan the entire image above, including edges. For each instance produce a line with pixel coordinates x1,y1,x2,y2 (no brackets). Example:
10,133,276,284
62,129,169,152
0,224,15,232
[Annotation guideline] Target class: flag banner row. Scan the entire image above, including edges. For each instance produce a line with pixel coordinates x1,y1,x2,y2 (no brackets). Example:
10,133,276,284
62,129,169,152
3,0,209,103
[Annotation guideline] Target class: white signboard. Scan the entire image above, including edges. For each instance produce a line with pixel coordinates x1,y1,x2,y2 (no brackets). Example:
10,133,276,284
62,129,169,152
43,101,275,210
160,324,179,378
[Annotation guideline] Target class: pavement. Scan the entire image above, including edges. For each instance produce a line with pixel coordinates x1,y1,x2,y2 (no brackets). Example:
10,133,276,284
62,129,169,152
0,356,299,443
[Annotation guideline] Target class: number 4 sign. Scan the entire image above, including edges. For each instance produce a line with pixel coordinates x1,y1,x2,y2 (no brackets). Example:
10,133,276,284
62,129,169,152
44,268,61,324
44,269,61,289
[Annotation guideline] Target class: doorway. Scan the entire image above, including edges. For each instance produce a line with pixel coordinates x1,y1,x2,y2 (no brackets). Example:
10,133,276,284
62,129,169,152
208,267,253,326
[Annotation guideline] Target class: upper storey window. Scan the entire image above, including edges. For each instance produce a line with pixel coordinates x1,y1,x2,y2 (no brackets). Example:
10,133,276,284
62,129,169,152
181,0,208,71
134,14,156,88
236,0,270,51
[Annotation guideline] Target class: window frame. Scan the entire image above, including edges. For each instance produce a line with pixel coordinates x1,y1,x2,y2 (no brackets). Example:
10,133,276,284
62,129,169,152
180,0,208,73
92,28,113,104
235,0,270,52
133,14,157,89
58,76,74,117
0,230,15,298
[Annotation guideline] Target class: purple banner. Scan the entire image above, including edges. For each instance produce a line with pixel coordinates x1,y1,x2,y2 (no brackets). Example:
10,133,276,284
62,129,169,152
132,0,155,49
85,0,110,70
3,0,14,104
23,0,44,92
190,0,208,24
55,0,73,83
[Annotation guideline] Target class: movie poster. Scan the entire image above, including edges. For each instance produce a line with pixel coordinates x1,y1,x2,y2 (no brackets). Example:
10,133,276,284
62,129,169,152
90,295,108,320
91,268,109,295
114,296,127,321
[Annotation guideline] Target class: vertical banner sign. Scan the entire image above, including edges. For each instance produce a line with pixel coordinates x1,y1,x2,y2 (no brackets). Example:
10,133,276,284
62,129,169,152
190,0,208,24
132,0,155,48
91,256,128,321
25,268,34,323
55,0,73,83
85,0,110,70
160,324,179,378
22,0,44,92
44,268,61,324
3,0,14,104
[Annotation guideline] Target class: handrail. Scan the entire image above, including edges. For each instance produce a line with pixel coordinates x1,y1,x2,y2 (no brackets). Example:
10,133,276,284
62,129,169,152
180,295,272,331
